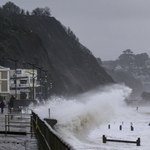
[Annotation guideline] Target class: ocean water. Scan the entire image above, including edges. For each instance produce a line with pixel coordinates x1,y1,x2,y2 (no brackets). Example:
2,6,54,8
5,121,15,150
33,84,150,150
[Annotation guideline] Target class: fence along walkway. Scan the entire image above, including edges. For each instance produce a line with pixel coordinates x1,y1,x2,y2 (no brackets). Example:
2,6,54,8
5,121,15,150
4,113,33,136
0,109,38,150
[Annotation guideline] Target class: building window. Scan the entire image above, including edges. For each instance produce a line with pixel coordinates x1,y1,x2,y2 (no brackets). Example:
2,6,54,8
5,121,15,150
20,80,27,84
16,70,21,74
14,80,16,84
1,71,7,79
1,80,8,92
30,79,33,83
20,92,27,99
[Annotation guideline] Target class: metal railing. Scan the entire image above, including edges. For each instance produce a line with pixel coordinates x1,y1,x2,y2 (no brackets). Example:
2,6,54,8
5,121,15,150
5,112,33,136
102,135,141,146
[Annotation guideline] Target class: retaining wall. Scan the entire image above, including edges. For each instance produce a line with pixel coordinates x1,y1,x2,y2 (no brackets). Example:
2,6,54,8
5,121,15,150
32,112,75,150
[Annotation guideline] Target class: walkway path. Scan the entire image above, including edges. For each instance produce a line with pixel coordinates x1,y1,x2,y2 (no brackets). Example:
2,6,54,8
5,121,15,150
0,108,38,150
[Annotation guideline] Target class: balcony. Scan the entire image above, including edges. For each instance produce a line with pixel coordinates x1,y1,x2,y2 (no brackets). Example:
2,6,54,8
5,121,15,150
10,83,39,89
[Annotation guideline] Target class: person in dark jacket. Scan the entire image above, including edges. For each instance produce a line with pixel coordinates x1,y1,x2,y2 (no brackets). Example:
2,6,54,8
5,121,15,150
9,95,15,113
0,100,5,114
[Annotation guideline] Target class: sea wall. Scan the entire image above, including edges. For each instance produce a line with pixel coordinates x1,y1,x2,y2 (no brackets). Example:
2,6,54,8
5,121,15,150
32,112,75,150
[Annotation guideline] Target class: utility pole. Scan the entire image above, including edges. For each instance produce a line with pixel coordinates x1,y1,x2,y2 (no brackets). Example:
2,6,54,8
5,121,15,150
4,57,18,99
33,65,35,100
34,66,43,101
14,61,17,99
23,62,49,101
41,70,48,100
35,67,48,101
39,68,42,101
44,71,48,100
26,63,36,100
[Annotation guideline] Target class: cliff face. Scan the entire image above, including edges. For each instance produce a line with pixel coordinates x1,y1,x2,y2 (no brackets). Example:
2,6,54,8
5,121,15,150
0,13,113,96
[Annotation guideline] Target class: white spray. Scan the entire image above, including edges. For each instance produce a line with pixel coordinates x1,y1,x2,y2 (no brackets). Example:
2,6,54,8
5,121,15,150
33,84,131,141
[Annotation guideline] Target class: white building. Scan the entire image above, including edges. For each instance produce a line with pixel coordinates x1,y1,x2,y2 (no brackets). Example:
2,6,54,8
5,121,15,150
0,66,10,101
10,69,39,100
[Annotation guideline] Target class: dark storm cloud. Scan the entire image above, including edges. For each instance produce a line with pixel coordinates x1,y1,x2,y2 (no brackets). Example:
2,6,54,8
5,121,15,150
1,0,150,60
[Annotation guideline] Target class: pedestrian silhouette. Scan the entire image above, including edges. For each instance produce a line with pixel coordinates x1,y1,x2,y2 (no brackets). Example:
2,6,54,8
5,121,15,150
0,100,5,114
119,125,122,130
9,95,15,113
131,125,134,131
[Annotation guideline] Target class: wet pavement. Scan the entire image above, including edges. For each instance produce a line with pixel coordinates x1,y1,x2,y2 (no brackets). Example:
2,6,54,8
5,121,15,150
0,108,38,150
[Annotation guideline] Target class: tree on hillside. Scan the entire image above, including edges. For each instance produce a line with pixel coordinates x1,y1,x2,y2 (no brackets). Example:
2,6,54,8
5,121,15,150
32,7,51,17
32,8,43,16
135,53,149,67
2,2,21,14
42,7,51,16
20,9,25,15
123,49,133,55
118,49,135,68
26,11,30,16
67,27,79,42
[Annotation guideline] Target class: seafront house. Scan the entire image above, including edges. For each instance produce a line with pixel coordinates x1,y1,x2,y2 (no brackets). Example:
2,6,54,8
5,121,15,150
0,66,39,101
10,69,39,100
0,66,10,101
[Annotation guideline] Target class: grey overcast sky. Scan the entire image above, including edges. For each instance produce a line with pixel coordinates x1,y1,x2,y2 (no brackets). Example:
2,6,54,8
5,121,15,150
1,0,150,60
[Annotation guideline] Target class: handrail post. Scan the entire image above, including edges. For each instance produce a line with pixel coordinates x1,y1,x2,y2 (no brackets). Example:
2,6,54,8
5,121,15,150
48,108,50,119
8,114,10,132
30,115,33,138
5,115,7,135
137,138,140,146
102,135,107,143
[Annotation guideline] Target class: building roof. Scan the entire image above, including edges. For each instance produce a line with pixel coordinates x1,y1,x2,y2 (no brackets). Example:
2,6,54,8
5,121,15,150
0,66,10,71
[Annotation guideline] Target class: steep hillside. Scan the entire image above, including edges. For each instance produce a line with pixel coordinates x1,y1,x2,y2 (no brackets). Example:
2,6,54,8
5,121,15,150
0,4,113,97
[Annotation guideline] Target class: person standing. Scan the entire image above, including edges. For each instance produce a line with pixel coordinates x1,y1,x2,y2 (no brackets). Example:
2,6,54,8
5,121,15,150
9,95,15,113
0,100,5,114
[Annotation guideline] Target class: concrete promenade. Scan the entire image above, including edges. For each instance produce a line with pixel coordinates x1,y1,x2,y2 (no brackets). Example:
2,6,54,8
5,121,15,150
0,108,38,150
